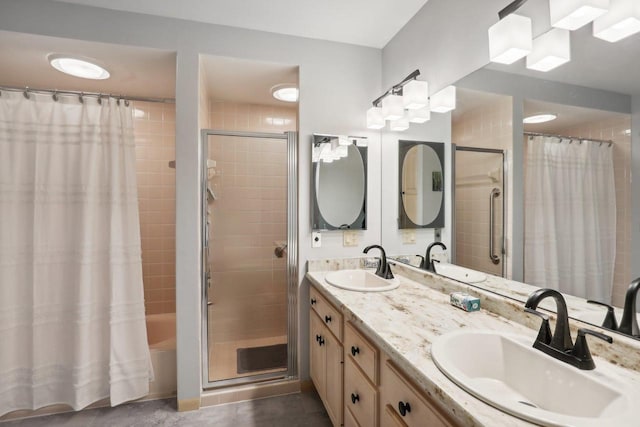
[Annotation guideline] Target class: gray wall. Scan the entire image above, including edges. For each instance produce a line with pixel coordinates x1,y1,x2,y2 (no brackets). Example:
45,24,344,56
0,0,382,404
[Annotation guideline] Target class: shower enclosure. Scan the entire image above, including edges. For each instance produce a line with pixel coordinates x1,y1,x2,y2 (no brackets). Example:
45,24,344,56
201,129,297,389
453,146,506,277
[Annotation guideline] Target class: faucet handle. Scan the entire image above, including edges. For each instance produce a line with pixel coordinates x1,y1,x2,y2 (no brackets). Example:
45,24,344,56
587,300,619,330
525,308,552,346
572,328,613,370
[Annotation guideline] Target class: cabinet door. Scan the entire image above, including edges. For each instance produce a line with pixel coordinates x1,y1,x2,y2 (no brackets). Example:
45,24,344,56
382,404,408,427
310,311,326,397
324,328,344,427
345,407,361,427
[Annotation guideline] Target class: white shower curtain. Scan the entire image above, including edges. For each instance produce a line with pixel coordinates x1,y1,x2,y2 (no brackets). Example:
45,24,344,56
524,136,616,302
0,91,150,416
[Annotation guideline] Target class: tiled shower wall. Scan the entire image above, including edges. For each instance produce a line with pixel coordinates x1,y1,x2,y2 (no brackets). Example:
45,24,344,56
555,118,631,307
452,96,513,278
133,101,176,315
207,100,296,343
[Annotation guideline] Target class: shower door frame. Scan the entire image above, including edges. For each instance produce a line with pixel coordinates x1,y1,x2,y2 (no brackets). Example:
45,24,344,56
452,145,508,278
200,129,298,390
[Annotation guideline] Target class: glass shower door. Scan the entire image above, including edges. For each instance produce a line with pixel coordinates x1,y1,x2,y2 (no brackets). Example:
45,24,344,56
454,147,505,277
202,130,296,388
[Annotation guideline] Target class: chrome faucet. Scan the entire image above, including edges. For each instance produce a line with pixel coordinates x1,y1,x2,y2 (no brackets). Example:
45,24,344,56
363,245,394,280
421,242,447,272
525,288,612,370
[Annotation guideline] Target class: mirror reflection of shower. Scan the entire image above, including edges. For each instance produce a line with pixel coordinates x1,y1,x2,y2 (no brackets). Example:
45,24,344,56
168,159,218,201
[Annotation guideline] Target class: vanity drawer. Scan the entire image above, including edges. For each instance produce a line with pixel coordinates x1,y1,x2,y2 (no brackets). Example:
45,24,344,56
381,359,454,427
345,321,379,384
310,286,343,341
345,356,377,427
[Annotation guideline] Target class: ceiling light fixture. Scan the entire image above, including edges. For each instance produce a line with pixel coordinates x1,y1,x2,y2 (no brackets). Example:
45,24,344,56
550,0,610,30
48,54,110,80
593,0,640,42
523,113,558,124
526,28,572,72
271,84,299,103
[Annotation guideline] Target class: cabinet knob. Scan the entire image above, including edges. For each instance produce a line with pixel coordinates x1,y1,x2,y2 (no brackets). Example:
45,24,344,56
325,315,332,323
318,337,325,346
351,393,360,404
316,334,321,342
398,401,411,417
351,346,360,356
311,298,317,305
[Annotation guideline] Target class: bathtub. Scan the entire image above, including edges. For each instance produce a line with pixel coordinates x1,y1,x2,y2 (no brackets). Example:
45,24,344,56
146,313,177,398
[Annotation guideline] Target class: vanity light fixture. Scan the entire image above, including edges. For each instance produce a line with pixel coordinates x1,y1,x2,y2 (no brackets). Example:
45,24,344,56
366,107,386,129
402,79,429,110
593,0,640,42
408,106,431,123
354,137,368,147
488,13,533,64
390,116,410,132
550,0,609,31
381,95,404,121
48,54,110,80
526,28,571,72
523,113,558,123
430,86,457,113
271,84,299,103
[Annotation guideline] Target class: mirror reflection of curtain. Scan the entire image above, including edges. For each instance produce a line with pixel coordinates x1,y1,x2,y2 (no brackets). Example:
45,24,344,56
524,136,616,302
0,91,150,416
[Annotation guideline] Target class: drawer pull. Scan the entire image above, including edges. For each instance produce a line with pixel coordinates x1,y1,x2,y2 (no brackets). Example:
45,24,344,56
318,337,325,346
351,393,360,404
351,346,360,356
398,401,411,417
316,334,321,342
325,315,332,323
311,298,317,305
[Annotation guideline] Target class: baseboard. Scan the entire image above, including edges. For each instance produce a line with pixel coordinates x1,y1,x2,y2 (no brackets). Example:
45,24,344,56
177,397,201,412
300,380,316,392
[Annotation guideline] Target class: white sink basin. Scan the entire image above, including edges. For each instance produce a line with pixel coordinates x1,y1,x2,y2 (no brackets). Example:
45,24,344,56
432,330,638,427
325,269,400,292
434,263,487,283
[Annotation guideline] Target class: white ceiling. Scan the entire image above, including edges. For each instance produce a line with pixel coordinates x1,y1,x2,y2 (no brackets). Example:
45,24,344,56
201,55,298,106
53,0,429,48
0,31,176,98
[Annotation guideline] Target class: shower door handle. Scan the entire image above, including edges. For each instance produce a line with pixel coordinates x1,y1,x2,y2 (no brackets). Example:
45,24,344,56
489,188,501,265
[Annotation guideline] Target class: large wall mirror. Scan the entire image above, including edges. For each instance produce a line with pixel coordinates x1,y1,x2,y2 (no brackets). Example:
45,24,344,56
381,1,640,340
398,140,445,229
312,134,367,230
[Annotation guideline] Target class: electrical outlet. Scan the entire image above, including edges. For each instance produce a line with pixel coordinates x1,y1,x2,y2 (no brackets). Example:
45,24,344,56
312,232,322,248
402,230,416,244
343,231,358,247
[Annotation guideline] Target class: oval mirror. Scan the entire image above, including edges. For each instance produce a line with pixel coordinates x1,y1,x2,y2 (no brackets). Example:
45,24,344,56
313,139,367,230
399,141,445,228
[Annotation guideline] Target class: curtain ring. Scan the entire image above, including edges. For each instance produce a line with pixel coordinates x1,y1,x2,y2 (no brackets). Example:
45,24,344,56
124,99,130,107
97,94,102,105
117,97,121,106
52,91,59,102
78,93,84,104
23,88,30,99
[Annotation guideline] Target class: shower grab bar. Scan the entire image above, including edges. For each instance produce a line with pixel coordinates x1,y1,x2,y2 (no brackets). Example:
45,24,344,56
489,187,501,265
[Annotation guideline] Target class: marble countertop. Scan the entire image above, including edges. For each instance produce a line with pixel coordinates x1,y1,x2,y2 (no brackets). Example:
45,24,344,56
306,268,640,427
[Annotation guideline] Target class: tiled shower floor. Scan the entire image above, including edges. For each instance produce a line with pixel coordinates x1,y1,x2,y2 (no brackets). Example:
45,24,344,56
1,391,331,427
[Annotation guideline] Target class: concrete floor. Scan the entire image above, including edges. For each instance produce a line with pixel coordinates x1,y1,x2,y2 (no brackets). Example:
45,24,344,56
1,391,331,427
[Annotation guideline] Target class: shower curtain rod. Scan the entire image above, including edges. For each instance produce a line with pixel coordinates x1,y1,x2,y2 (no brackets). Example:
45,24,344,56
0,85,175,104
524,131,613,147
